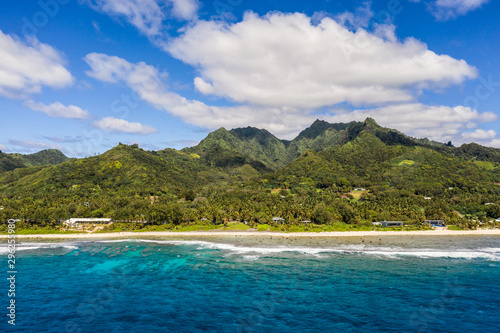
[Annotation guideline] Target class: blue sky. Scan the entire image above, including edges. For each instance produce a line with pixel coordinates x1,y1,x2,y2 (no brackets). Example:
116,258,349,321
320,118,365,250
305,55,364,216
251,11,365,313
0,0,499,157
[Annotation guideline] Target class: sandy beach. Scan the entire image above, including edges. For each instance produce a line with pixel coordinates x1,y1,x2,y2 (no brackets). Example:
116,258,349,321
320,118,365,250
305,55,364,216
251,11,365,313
2,229,500,239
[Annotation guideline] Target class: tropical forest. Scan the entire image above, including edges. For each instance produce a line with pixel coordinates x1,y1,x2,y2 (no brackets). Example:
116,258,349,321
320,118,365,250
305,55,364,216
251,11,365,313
1,118,499,233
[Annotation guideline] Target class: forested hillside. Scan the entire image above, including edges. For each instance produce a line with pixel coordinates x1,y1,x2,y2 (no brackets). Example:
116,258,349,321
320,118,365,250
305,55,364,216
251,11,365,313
1,119,499,230
0,149,68,172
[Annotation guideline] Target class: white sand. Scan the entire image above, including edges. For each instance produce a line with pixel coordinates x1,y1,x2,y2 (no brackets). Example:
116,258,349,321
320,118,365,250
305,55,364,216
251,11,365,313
2,229,500,239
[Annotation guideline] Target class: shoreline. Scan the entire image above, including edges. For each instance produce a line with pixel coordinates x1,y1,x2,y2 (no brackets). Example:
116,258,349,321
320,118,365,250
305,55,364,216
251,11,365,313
2,229,500,239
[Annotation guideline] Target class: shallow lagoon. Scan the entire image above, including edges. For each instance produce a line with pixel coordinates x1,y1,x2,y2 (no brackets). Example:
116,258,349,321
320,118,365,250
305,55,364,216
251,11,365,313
2,235,500,332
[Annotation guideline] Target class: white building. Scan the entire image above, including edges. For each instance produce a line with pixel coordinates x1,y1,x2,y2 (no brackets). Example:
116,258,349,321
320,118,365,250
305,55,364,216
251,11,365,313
272,217,285,224
64,218,112,227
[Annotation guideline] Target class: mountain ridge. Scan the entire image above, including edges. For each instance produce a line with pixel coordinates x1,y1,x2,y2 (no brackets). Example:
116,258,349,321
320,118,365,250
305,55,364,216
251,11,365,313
0,149,69,172
183,118,500,170
1,118,499,226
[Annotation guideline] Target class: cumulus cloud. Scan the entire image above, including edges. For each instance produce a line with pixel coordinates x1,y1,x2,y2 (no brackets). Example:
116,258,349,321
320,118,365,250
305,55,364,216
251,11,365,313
461,129,496,140
460,128,500,147
94,116,158,134
85,52,321,138
166,12,477,108
82,0,165,36
169,0,200,21
84,52,494,143
428,0,489,20
325,103,497,144
0,30,73,99
23,100,90,119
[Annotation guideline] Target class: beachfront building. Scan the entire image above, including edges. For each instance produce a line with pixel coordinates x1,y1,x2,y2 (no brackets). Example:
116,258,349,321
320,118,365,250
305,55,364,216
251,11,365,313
64,218,112,227
272,217,285,224
423,220,446,227
380,221,404,227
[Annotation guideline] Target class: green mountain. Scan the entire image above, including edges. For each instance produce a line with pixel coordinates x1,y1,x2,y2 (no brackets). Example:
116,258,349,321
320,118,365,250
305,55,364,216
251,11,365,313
0,149,69,172
184,118,458,171
276,130,500,194
0,151,25,172
0,144,205,196
1,119,499,227
182,127,285,170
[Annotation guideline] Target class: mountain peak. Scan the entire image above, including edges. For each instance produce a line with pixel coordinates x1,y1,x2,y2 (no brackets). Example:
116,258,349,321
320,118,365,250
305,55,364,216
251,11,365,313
230,126,275,140
363,117,381,128
211,127,230,137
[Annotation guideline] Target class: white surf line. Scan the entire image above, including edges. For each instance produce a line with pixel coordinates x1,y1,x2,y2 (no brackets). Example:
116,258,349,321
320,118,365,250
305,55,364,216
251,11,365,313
2,229,500,239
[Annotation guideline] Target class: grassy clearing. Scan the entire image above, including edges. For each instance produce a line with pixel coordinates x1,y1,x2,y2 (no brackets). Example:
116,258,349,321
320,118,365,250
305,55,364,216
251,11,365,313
350,190,368,200
447,225,464,230
398,159,415,166
0,229,83,235
473,161,496,170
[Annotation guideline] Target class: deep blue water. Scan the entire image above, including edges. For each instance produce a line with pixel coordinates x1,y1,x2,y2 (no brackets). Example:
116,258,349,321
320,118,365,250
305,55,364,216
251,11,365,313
2,237,500,332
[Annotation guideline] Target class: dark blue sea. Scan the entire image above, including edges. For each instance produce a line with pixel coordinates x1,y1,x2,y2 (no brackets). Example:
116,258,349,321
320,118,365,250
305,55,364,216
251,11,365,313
2,235,500,332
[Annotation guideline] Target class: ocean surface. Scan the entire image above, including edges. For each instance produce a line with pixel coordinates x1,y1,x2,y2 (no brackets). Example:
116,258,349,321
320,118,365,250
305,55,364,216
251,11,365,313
2,235,500,332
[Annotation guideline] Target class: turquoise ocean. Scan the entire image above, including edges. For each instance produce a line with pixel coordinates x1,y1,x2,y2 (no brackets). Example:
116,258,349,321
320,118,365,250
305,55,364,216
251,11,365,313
2,235,500,332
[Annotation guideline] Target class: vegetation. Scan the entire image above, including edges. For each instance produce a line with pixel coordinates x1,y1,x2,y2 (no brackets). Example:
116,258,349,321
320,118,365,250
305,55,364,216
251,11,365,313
0,149,68,172
1,119,499,232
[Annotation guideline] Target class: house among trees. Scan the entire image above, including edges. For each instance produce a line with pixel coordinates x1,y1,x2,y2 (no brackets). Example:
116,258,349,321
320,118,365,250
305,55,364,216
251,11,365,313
64,218,112,228
423,220,446,227
379,221,404,227
272,217,285,224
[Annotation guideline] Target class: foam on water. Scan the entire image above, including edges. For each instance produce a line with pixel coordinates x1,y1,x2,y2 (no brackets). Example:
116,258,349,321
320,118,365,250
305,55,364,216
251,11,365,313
0,242,78,254
1,238,499,260
9,237,500,333
88,239,500,260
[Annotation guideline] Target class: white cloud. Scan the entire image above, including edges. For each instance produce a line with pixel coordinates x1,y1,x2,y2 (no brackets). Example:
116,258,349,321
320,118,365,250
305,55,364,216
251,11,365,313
460,128,500,148
43,136,84,143
428,0,489,20
23,100,90,119
461,129,496,140
82,0,200,37
85,52,494,142
169,0,200,21
84,53,134,82
334,1,373,29
83,0,165,36
8,139,63,152
325,103,497,144
94,117,158,135
84,52,319,138
166,12,477,109
0,30,73,99
0,144,6,151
